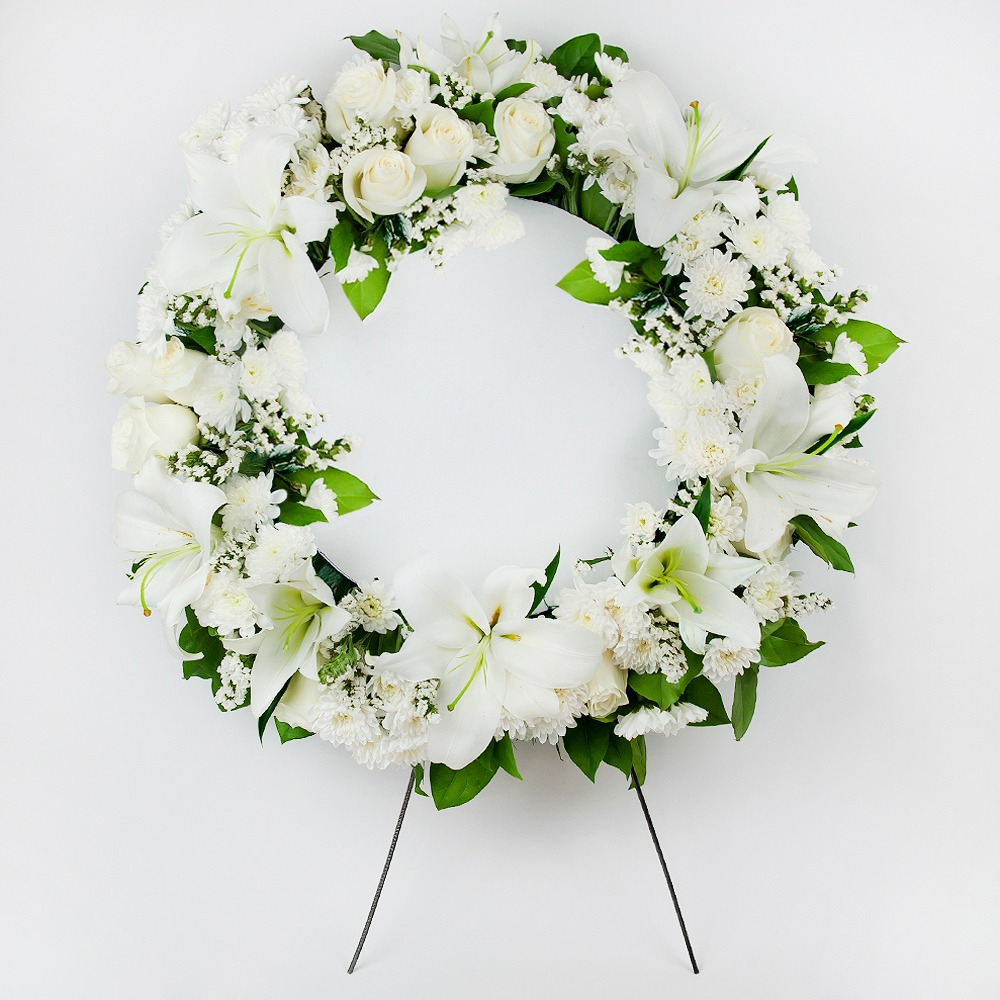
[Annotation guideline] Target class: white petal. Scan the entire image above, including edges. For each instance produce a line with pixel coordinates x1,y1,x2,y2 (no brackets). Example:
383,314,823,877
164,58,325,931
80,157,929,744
739,470,797,555
741,355,810,458
392,562,488,635
157,212,245,295
479,565,542,625
634,171,713,247
249,615,321,716
788,392,857,454
777,455,880,520
373,633,448,682
489,618,603,689
502,674,560,721
706,552,762,590
658,513,710,574
672,571,761,648
613,71,688,171
429,661,505,769
281,195,342,244
711,178,760,222
258,233,330,337
184,151,244,215
236,126,298,221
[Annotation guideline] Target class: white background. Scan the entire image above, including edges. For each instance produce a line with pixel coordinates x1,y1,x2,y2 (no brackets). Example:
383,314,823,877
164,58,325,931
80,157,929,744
2,1,998,997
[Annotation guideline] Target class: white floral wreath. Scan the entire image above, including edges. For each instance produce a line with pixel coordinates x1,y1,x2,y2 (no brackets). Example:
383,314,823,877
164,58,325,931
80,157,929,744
109,16,901,809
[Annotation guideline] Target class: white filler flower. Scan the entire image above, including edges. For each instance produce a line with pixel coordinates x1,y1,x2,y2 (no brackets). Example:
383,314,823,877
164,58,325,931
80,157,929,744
373,563,604,769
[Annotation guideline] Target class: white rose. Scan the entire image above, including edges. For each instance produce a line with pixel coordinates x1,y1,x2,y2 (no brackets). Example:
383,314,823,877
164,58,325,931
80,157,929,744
341,149,427,222
403,106,476,192
274,673,324,731
491,97,556,184
712,307,799,382
323,57,397,142
111,398,199,474
584,653,630,719
106,337,203,404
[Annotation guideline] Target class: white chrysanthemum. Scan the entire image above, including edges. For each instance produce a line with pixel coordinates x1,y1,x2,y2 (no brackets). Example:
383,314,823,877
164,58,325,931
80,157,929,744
744,562,795,622
221,472,286,534
724,372,762,414
557,89,593,127
195,570,265,638
680,250,754,321
191,359,246,433
312,687,382,748
520,61,572,100
180,100,231,156
586,237,626,291
613,703,706,739
241,75,309,116
266,329,308,387
706,492,745,554
239,346,284,402
728,217,788,269
215,650,252,710
281,386,322,424
243,523,316,584
613,618,661,674
286,145,333,198
594,51,631,85
304,479,338,520
669,354,720,406
679,417,740,479
336,247,380,284
702,636,760,683
663,209,728,274
136,277,176,352
764,193,810,249
468,210,524,250
621,502,660,545
789,248,837,286
343,580,403,634
453,182,507,225
832,331,868,376
555,577,627,648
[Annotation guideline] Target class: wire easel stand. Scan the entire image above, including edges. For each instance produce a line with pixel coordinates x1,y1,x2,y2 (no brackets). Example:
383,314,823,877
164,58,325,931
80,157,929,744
346,768,415,974
347,767,699,975
630,768,700,974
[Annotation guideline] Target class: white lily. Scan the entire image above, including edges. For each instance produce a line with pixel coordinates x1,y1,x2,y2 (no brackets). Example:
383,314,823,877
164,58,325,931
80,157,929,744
613,72,768,247
373,563,604,769
728,355,880,554
618,513,761,654
228,568,352,716
112,459,225,634
410,14,538,96
158,126,342,337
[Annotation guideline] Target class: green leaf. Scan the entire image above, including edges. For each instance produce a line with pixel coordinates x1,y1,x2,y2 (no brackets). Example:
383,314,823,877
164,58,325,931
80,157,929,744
552,114,574,162
718,135,770,182
288,467,378,516
346,30,400,66
791,515,855,573
603,733,633,778
799,359,860,385
732,666,758,740
838,319,904,372
529,547,560,613
275,720,314,742
178,607,224,694
628,672,684,710
580,183,617,231
563,716,611,781
547,33,601,78
278,500,327,526
782,176,799,200
494,82,536,101
630,736,647,787
684,675,730,726
509,173,558,198
598,240,651,263
829,408,875,448
412,763,428,797
692,481,711,533
601,43,629,63
495,734,522,780
258,679,290,743
342,232,390,320
556,260,614,305
702,349,719,382
173,322,217,354
329,219,357,273
759,617,825,667
430,742,502,809
457,100,495,134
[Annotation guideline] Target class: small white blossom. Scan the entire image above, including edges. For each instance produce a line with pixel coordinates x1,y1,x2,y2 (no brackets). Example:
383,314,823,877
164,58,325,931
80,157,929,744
221,472,286,534
621,502,661,545
744,562,795,622
243,523,316,584
702,636,760,683
342,580,403,634
681,250,754,321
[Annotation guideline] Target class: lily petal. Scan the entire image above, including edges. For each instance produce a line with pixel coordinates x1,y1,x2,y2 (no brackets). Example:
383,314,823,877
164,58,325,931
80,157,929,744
671,570,761,649
741,355,810,457
281,195,342,245
157,212,246,295
258,233,331,337
184,151,245,216
236,126,298,221
738,470,798,555
430,659,505,769
479,565,542,625
373,633,449,682
489,618,603,689
392,562,489,635
634,172,712,248
502,674,560,722
773,455,880,520
613,71,688,172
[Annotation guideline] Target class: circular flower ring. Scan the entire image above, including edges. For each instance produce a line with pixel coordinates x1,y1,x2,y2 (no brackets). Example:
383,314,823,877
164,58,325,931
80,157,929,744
110,16,900,809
